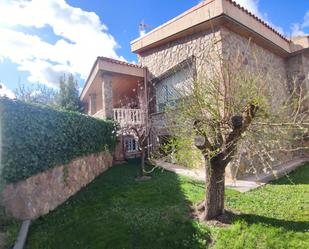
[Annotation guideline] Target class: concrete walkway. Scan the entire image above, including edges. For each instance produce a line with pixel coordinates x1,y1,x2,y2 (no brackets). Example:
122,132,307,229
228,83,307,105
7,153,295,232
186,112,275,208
153,158,308,192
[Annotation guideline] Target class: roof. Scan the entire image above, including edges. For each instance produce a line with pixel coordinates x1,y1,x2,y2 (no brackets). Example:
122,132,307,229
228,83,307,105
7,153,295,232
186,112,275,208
97,56,144,69
80,57,145,101
226,0,288,42
130,0,297,54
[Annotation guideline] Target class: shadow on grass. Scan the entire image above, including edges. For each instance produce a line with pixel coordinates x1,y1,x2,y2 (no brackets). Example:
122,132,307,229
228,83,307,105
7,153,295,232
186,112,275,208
228,211,309,233
25,159,210,249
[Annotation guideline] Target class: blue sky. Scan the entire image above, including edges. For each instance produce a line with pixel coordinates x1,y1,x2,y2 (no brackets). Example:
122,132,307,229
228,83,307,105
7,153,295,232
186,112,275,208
0,0,309,97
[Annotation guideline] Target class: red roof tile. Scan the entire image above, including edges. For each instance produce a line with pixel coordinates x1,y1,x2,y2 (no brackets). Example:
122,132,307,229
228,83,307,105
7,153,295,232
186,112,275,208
227,0,289,42
98,56,144,68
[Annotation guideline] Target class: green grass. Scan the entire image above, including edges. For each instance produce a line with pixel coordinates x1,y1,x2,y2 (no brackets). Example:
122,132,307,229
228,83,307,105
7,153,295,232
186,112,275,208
25,161,309,249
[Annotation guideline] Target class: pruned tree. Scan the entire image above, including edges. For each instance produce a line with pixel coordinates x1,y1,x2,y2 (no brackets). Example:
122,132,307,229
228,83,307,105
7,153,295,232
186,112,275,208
164,34,309,221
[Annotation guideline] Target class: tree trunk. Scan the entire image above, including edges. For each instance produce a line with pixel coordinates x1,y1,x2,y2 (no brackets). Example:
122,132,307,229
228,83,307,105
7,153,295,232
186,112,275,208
203,157,226,220
140,148,145,177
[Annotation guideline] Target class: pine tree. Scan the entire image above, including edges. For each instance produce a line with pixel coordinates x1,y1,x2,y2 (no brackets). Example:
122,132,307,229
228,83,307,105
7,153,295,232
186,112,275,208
58,74,80,111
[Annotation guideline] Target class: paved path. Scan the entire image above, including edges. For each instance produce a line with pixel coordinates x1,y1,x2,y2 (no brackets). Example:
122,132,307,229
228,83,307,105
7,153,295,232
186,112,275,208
153,158,308,192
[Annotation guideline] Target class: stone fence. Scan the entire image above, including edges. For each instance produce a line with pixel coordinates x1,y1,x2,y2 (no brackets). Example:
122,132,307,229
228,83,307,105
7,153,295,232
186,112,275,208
2,151,113,220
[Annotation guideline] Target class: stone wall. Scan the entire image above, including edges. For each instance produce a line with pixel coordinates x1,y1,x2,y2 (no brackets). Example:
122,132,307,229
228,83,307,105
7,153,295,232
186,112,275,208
139,28,222,81
114,136,125,161
221,27,289,108
2,151,113,220
139,28,222,149
287,53,309,94
140,25,308,178
220,27,309,179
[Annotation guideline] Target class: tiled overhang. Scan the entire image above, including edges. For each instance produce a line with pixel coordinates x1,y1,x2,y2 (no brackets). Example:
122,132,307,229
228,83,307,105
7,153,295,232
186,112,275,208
80,57,145,101
130,0,292,56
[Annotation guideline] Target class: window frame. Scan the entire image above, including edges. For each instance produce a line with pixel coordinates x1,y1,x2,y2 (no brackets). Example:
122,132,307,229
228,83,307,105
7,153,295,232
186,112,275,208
124,136,139,153
152,56,196,113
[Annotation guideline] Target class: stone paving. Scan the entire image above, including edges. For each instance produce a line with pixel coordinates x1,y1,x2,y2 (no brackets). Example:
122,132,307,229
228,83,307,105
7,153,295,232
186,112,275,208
154,158,308,192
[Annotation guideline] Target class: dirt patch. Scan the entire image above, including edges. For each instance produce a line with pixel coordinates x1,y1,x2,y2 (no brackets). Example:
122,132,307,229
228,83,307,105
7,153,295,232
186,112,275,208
191,202,240,228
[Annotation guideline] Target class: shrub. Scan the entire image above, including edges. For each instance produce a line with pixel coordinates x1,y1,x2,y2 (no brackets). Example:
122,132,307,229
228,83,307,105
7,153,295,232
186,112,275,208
0,97,116,184
160,136,204,169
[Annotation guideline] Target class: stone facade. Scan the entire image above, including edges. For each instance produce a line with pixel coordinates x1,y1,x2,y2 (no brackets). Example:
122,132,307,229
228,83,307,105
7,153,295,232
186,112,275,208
101,74,113,119
139,28,222,150
221,29,309,178
287,53,309,93
139,28,222,81
138,26,309,179
2,151,113,220
221,27,289,107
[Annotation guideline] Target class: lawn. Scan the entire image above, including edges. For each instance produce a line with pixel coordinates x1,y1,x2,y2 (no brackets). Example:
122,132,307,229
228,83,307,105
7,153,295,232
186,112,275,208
0,204,20,249
24,161,309,249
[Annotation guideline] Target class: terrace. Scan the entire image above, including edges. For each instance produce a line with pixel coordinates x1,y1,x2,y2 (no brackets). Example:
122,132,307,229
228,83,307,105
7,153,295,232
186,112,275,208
80,57,147,127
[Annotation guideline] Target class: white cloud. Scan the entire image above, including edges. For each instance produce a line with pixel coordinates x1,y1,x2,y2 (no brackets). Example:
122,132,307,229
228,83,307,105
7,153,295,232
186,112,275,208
233,0,261,17
302,10,309,28
291,23,306,36
0,82,16,99
291,10,309,36
233,0,284,35
0,0,124,87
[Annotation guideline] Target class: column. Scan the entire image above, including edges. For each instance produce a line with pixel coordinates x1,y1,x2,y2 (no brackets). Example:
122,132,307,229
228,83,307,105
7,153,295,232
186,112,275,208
88,93,97,115
102,73,113,119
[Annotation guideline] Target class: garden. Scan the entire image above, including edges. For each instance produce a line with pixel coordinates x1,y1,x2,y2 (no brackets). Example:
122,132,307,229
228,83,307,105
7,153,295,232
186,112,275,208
1,85,308,249
6,160,307,249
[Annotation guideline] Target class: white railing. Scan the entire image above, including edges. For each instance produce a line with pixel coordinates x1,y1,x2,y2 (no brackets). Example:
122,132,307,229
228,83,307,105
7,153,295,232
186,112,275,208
113,108,144,126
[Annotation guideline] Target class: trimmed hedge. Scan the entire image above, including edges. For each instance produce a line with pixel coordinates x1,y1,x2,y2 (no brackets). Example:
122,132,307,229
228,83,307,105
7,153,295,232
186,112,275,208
0,97,116,184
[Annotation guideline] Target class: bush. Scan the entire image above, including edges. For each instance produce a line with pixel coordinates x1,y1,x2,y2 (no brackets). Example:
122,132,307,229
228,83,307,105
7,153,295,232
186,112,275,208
0,97,116,184
160,136,204,169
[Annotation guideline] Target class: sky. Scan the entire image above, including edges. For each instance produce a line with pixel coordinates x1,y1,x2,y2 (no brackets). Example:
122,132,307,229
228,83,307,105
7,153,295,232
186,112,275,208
1,0,309,98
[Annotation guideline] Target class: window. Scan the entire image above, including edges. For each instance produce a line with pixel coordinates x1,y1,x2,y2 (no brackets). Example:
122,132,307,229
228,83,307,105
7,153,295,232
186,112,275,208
125,137,139,152
155,65,193,112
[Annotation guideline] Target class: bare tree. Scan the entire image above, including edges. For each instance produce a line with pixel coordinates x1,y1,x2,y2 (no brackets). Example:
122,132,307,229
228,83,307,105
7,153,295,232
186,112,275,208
14,83,57,106
164,34,309,221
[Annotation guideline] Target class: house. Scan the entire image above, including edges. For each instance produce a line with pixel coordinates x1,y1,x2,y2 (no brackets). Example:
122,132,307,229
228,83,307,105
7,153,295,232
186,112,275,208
80,0,309,173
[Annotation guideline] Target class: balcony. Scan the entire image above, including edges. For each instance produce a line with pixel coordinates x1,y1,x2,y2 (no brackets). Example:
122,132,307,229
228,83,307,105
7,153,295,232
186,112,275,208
113,108,144,127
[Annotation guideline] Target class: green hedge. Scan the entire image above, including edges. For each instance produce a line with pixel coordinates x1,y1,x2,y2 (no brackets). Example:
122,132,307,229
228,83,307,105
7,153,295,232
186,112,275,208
0,97,116,184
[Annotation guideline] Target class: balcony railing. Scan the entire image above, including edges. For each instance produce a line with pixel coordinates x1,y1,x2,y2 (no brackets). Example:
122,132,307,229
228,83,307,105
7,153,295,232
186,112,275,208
113,108,144,126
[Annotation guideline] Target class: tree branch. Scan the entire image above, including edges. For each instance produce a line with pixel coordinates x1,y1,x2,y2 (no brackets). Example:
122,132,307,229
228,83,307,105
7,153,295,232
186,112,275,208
193,120,213,151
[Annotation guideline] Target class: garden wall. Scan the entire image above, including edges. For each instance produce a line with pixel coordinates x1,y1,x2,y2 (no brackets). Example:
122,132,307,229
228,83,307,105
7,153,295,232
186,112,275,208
0,98,116,219
2,151,113,220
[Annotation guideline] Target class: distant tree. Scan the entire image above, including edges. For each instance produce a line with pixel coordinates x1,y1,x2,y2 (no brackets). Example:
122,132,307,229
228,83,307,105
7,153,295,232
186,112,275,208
58,74,80,111
14,83,57,106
